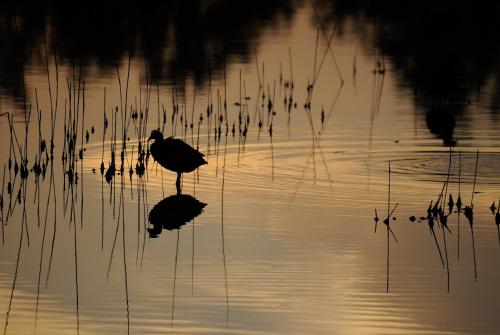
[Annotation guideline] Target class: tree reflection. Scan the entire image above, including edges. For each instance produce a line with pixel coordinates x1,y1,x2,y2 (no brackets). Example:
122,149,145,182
2,1,500,143
315,0,500,144
0,0,297,105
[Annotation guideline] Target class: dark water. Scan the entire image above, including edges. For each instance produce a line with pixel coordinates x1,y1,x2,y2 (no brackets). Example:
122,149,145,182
1,1,500,334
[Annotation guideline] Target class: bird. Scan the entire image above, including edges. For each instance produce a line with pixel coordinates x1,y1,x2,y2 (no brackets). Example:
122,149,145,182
148,130,207,194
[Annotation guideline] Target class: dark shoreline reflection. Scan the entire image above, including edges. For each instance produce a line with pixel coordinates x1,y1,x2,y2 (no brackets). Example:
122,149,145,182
315,0,500,145
3,1,500,144
0,0,298,106
148,193,206,237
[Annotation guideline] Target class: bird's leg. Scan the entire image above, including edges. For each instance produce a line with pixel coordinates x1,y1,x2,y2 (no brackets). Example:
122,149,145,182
176,173,182,195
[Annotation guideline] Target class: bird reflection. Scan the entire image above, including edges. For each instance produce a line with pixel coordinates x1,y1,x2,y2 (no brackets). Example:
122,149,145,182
148,194,206,237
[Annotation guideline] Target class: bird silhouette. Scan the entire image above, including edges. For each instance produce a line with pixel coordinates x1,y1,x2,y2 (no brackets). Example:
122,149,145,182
148,130,207,194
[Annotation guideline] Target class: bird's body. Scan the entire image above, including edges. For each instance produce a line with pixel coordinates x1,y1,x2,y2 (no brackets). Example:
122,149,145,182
149,130,207,193
150,136,207,173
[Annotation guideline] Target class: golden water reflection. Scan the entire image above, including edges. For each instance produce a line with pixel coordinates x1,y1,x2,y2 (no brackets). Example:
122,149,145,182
1,2,500,335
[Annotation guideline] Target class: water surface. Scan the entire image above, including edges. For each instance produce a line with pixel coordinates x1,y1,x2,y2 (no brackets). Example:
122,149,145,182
1,1,500,334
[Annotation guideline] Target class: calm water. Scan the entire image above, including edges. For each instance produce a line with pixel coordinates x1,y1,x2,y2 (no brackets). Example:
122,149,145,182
1,1,500,334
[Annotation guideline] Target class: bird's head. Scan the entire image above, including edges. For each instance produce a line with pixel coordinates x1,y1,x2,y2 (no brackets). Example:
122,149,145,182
148,130,164,143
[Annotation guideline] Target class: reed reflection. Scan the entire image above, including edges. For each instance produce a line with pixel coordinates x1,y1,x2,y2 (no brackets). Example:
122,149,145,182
375,149,500,294
4,0,500,144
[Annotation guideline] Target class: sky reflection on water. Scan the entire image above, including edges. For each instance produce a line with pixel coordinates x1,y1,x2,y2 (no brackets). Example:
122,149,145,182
1,1,500,334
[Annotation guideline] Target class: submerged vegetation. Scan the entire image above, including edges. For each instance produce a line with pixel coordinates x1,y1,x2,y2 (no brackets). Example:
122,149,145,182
375,148,500,293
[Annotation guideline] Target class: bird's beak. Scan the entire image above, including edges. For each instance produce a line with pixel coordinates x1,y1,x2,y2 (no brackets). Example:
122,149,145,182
147,135,153,142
